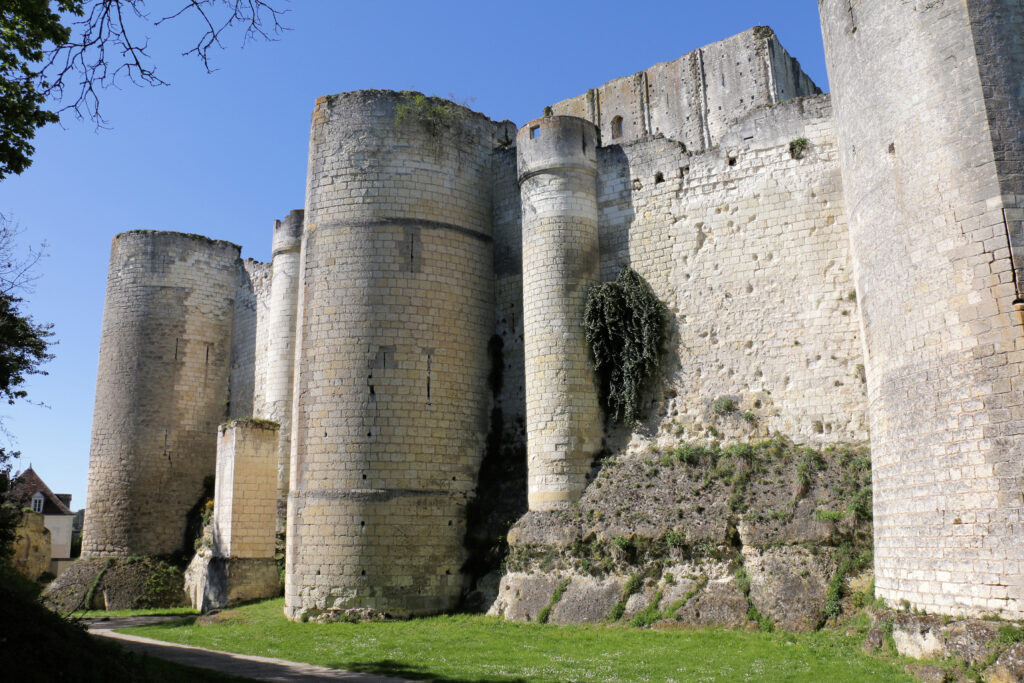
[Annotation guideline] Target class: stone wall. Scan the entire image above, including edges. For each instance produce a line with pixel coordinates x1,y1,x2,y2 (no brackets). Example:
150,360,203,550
549,27,820,151
229,258,271,420
285,90,518,619
83,231,239,557
595,94,866,448
821,0,1024,618
212,420,279,559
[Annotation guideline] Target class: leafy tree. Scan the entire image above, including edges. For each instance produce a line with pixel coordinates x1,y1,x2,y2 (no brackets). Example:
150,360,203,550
0,1,77,179
1,0,285,179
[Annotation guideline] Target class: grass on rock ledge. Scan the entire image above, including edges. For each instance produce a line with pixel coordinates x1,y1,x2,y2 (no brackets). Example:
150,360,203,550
122,598,915,682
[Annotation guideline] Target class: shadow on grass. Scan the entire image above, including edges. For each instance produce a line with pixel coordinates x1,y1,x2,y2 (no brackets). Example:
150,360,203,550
341,659,525,683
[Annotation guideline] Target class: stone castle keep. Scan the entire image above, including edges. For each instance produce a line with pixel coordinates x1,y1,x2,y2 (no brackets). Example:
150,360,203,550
82,2,1024,622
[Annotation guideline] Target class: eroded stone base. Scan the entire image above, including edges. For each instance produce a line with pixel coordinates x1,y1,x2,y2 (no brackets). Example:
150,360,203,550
185,551,280,613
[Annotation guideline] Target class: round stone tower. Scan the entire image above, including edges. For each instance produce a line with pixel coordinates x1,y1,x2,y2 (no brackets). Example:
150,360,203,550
83,231,240,557
285,91,513,619
517,116,603,511
266,209,303,517
820,1,1024,617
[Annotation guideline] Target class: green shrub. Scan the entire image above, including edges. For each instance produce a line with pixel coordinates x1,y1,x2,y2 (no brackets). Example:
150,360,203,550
584,267,666,424
630,591,663,627
712,396,737,415
664,530,685,549
789,137,809,159
814,508,845,522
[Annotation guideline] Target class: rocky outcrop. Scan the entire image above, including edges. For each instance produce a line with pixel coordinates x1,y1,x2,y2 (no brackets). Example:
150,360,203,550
42,557,188,613
868,611,1024,680
486,438,874,631
984,643,1024,683
11,511,50,581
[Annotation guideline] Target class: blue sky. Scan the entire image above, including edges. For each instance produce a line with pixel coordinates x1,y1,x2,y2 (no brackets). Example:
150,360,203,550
0,1,828,508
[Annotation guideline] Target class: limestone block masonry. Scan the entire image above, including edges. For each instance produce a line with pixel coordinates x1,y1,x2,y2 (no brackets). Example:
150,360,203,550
284,91,517,619
212,420,279,560
186,419,281,613
83,231,240,557
820,0,1024,618
84,16,1024,622
266,210,304,515
518,117,604,511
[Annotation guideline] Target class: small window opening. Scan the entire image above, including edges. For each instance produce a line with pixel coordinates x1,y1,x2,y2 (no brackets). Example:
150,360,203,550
611,116,623,140
728,155,738,167
529,125,540,139
31,494,43,513
654,172,664,184
679,166,689,178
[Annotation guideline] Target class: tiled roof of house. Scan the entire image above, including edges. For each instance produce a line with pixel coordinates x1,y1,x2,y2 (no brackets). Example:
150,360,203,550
8,467,73,515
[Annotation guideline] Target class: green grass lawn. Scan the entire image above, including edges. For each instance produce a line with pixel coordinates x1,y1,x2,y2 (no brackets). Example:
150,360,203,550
122,598,916,682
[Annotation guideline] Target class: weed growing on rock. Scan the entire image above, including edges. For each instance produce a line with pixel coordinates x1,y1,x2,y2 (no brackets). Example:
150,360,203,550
537,578,570,624
712,396,738,415
394,91,463,137
789,137,810,159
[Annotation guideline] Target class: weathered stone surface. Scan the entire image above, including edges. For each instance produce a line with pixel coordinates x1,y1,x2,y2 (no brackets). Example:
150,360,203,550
83,232,239,558
549,575,622,624
905,664,949,683
11,511,50,581
737,499,834,546
506,513,580,549
984,643,1024,683
675,578,748,628
488,573,559,622
623,589,653,621
821,0,1024,621
42,557,187,612
185,549,281,613
892,614,948,660
942,620,1003,667
744,545,833,632
863,626,886,653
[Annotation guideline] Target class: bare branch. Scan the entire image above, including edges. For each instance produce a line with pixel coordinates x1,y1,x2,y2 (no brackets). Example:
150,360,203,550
39,1,287,124
0,215,48,298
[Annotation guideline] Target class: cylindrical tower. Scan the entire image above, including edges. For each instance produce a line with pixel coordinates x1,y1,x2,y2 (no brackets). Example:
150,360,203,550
517,116,603,511
265,209,303,518
83,231,239,557
285,91,512,619
820,0,1024,618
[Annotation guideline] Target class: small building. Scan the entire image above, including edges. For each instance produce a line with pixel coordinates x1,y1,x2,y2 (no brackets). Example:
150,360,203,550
9,468,76,576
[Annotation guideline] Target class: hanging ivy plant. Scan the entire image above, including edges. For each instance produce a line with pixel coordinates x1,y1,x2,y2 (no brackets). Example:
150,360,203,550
584,266,666,424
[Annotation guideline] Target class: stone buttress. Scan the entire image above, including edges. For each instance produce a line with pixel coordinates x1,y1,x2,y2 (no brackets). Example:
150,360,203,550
517,116,603,511
285,91,516,619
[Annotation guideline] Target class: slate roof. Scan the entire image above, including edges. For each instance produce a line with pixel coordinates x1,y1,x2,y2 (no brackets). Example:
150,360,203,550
8,467,73,515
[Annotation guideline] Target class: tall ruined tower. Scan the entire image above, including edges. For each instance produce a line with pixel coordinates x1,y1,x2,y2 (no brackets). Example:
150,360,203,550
83,232,239,557
265,209,303,514
517,116,603,511
284,91,515,619
820,0,1024,618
